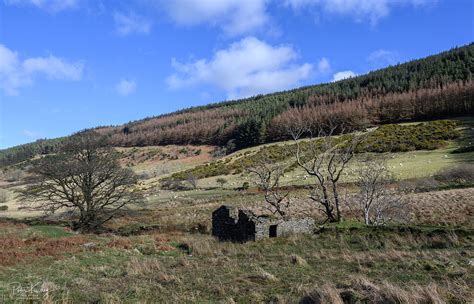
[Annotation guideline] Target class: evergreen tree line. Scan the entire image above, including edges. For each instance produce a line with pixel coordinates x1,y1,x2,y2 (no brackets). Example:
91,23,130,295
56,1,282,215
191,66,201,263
1,43,473,166
268,80,473,141
100,43,473,149
0,138,65,167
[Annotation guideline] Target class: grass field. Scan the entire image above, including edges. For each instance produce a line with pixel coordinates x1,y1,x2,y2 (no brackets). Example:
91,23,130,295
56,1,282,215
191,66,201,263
0,118,473,302
0,220,472,303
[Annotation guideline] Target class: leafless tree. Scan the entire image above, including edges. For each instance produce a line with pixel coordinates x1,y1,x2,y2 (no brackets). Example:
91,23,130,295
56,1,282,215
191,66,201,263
216,177,227,187
186,173,198,189
247,159,291,220
291,123,361,223
352,156,408,225
18,132,143,232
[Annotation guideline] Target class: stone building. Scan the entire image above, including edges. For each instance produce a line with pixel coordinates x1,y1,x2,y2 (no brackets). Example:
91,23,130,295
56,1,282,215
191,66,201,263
212,205,315,242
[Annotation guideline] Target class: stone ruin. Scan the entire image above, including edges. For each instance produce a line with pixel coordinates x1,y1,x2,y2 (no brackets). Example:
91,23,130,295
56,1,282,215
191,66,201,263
212,205,315,242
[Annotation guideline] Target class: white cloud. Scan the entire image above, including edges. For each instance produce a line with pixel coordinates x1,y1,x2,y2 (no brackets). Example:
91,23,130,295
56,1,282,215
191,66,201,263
317,57,331,73
23,56,83,80
368,49,399,66
332,70,356,81
158,0,270,36
167,37,314,99
115,79,136,96
114,12,152,36
284,0,434,24
4,0,79,12
0,44,84,96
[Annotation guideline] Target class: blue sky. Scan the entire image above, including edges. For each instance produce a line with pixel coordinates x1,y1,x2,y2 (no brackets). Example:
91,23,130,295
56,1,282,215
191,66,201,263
0,0,472,149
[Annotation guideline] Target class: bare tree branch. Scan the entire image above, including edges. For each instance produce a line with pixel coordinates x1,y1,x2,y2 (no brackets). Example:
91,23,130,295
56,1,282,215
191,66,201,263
17,132,144,232
247,156,291,220
351,155,409,225
291,122,362,223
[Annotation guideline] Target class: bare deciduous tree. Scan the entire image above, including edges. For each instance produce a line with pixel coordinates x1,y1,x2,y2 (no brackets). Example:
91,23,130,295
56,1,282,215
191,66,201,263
216,177,227,187
18,132,143,232
291,124,361,223
352,156,408,225
186,173,198,189
247,159,291,220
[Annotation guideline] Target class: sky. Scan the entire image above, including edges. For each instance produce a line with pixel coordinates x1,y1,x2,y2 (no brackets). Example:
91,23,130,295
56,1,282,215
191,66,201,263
0,0,472,149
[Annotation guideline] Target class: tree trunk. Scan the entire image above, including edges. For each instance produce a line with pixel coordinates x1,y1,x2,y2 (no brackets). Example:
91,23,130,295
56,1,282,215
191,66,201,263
364,209,370,225
332,182,341,222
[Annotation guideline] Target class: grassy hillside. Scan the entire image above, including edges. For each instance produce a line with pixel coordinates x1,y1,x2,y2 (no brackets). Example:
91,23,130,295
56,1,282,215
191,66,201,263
2,118,472,219
0,220,472,302
1,43,473,167
0,118,473,302
1,125,473,301
157,119,467,183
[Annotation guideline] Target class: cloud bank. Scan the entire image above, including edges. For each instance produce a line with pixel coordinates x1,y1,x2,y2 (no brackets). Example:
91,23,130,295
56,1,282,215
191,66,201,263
158,0,270,36
167,37,321,99
284,0,434,24
0,44,84,95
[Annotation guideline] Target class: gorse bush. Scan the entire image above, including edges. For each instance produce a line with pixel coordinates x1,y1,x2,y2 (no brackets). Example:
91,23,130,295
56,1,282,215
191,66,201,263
361,120,459,152
164,143,292,181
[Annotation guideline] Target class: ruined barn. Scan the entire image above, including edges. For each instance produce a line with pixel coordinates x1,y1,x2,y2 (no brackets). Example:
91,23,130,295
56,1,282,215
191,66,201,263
212,205,315,242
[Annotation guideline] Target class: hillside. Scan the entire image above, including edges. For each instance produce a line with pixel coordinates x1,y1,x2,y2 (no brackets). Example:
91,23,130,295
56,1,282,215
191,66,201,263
1,117,473,302
1,43,473,167
3,2,474,302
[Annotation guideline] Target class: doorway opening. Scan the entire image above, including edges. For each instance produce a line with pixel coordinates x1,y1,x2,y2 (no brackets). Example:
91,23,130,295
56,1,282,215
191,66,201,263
269,225,277,238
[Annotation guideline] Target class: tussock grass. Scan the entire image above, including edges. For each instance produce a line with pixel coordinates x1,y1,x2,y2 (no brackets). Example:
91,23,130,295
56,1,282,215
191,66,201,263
302,275,471,304
0,223,472,302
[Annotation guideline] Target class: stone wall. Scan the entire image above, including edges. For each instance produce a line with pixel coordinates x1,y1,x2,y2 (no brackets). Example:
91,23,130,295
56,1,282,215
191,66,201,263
212,205,238,241
276,218,315,237
212,205,257,242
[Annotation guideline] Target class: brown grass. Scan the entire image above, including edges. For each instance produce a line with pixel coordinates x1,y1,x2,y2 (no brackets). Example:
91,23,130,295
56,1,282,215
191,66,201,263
303,276,471,304
406,188,474,227
0,235,90,266
106,238,132,250
126,257,181,285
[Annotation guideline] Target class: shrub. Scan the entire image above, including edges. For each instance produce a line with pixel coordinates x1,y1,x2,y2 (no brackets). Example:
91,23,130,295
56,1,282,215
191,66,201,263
216,178,227,187
0,205,8,211
137,172,152,180
160,179,191,191
435,164,474,186
361,120,459,153
452,145,474,153
400,177,440,193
